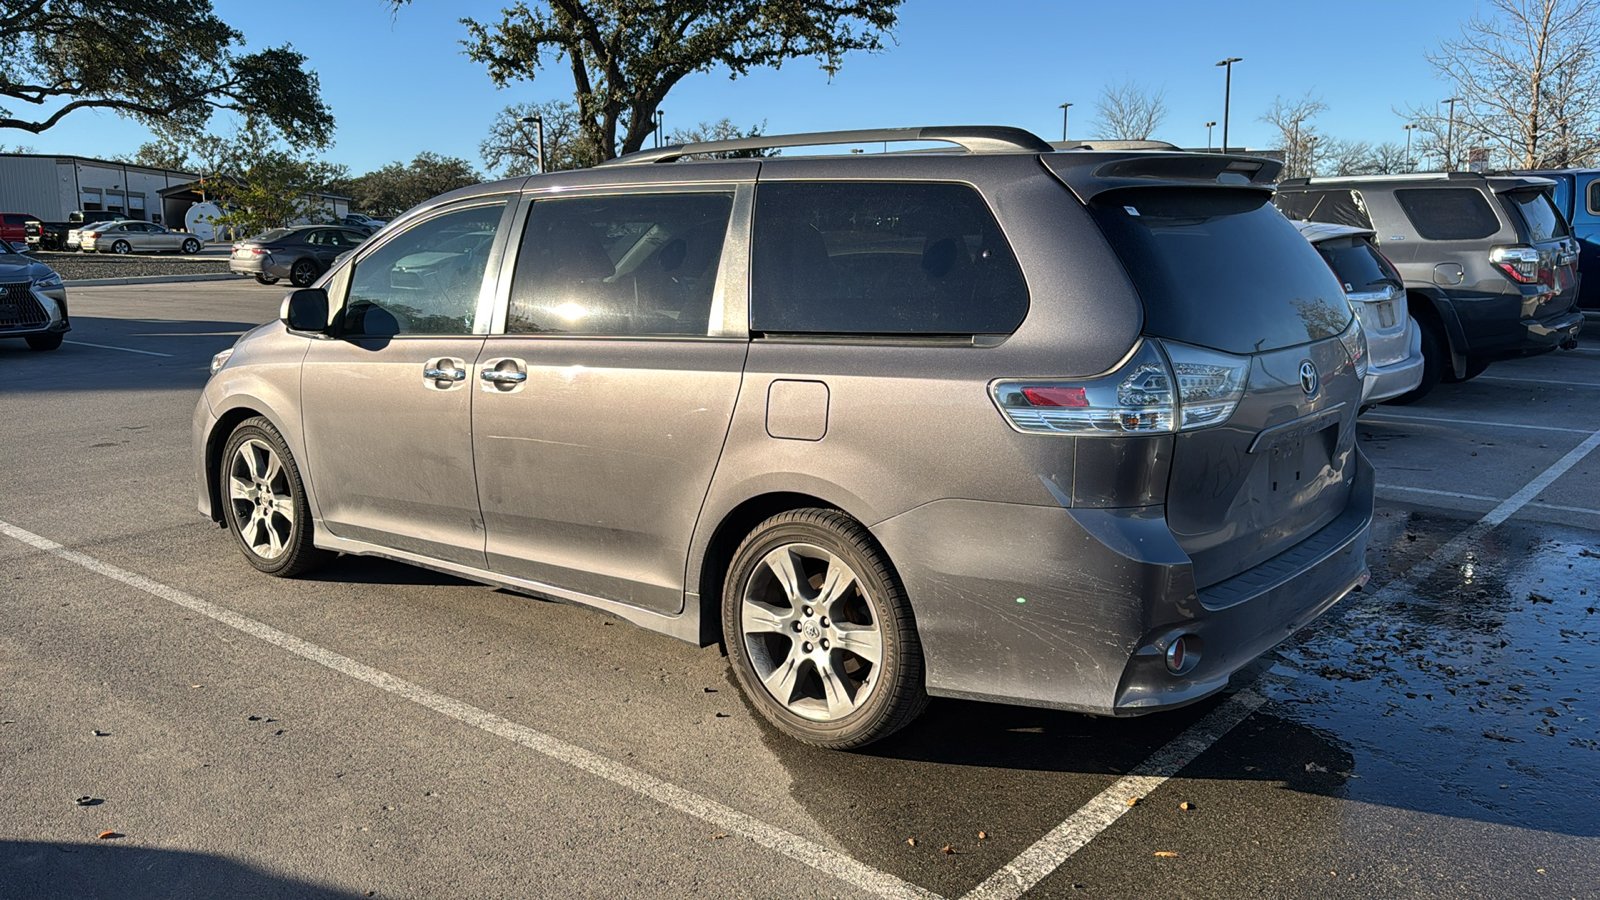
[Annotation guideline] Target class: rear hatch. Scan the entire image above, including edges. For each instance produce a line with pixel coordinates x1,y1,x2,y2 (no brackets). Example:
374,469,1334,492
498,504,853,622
1312,233,1409,368
1044,154,1364,589
1496,186,1580,318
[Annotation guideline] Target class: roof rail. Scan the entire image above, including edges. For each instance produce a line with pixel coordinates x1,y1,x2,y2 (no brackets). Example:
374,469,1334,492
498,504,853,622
599,126,1054,166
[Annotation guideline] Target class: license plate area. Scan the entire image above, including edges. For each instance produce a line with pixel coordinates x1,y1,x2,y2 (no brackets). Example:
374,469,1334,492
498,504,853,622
1267,424,1337,493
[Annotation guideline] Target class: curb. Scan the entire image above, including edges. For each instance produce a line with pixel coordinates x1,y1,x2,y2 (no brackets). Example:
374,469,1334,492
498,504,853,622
65,273,241,287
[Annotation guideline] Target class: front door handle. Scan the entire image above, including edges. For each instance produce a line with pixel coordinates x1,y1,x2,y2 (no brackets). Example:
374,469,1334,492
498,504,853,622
424,365,467,381
480,369,527,384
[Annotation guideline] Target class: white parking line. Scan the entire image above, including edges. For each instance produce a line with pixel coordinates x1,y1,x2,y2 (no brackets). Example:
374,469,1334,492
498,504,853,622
1475,374,1600,389
62,340,174,358
1359,411,1594,434
964,422,1600,899
1377,483,1600,518
0,521,938,900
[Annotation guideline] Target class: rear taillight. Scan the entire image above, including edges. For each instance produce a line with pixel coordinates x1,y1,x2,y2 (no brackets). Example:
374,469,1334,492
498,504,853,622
1490,245,1541,284
991,340,1248,436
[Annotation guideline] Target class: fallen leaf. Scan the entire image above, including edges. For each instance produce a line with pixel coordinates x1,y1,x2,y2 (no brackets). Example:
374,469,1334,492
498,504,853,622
710,833,727,840
97,831,118,840
941,844,956,855
1179,802,1194,811
1305,762,1328,773
978,831,987,839
1125,797,1141,807
1155,851,1178,858
906,838,917,847
91,730,108,737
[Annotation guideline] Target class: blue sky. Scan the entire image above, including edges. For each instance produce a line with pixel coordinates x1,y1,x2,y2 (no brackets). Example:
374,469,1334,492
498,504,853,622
15,0,1479,174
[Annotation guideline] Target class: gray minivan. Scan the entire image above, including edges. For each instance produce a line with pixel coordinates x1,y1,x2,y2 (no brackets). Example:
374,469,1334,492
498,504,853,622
195,127,1373,748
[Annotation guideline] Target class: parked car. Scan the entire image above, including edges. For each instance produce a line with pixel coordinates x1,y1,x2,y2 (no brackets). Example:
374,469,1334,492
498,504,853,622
229,225,370,287
0,237,69,350
1,213,39,246
1503,168,1599,318
27,210,127,251
1292,221,1424,405
342,213,387,234
81,220,204,255
67,219,125,251
196,126,1373,749
1275,173,1583,402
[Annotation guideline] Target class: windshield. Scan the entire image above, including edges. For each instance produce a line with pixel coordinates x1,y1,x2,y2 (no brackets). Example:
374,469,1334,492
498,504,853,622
1316,235,1400,292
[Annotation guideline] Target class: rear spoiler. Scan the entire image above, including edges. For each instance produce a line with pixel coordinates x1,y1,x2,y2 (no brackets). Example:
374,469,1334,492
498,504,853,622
1042,152,1282,204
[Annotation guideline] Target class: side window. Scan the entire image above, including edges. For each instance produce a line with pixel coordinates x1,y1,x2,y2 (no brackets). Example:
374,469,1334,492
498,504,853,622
342,201,507,337
507,191,733,336
750,182,1030,335
1587,179,1600,216
1394,188,1501,241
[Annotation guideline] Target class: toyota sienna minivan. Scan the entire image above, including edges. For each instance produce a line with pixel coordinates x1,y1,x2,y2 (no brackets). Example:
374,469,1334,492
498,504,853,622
196,126,1373,748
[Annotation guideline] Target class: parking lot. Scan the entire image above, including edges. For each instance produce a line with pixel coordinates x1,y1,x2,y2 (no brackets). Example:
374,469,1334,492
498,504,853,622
2,280,1598,898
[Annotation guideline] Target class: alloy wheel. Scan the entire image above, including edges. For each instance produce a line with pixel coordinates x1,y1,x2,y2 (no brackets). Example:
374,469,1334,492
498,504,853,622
227,438,296,560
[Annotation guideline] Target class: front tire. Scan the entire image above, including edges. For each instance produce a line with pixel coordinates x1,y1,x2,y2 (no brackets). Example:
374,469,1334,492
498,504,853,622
219,417,330,577
722,509,928,749
25,332,63,351
289,258,320,288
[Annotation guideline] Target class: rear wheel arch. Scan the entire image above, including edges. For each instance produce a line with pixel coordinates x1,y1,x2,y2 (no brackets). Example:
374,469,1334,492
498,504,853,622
1405,289,1467,378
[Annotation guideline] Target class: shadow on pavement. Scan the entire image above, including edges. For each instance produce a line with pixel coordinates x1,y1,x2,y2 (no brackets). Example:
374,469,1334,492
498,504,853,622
0,840,370,900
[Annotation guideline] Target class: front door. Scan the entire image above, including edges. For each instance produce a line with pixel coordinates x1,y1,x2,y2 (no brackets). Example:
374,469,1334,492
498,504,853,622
473,187,748,613
300,198,514,567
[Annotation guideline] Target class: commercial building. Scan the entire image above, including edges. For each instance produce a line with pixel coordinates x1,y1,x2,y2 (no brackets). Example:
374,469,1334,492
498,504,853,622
0,153,199,224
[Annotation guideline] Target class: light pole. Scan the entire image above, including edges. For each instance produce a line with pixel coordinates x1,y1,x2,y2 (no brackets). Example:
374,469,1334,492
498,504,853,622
1059,102,1073,142
1443,96,1462,170
654,110,664,148
517,115,545,174
1205,121,1217,152
1402,123,1418,173
1216,57,1243,153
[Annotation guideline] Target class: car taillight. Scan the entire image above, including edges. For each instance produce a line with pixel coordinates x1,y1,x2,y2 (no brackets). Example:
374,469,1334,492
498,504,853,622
1490,245,1541,284
991,340,1249,436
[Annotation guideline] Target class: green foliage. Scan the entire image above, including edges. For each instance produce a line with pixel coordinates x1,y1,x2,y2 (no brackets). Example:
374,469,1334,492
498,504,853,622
392,0,900,162
334,153,483,218
0,0,333,145
667,118,776,158
206,149,350,238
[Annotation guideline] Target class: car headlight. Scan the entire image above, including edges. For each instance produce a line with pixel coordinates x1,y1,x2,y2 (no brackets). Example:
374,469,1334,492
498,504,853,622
210,348,235,376
32,271,64,290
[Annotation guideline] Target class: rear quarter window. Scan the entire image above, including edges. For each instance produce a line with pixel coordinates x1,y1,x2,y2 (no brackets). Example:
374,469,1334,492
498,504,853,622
1394,188,1501,240
1273,189,1373,230
1090,187,1351,354
750,181,1029,335
1502,190,1569,241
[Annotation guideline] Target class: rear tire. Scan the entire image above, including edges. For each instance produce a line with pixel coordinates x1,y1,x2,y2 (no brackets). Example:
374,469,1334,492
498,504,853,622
25,332,63,351
255,274,280,285
722,509,928,749
1384,315,1445,405
111,240,131,254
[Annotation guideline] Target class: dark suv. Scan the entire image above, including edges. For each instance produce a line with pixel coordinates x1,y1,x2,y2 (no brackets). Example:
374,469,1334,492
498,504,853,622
1275,173,1583,401
195,127,1373,748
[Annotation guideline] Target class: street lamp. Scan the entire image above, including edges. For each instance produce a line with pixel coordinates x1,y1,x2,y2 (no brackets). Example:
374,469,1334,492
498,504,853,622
517,115,545,174
654,110,664,149
1205,121,1217,152
1216,57,1243,153
1442,96,1462,170
1059,102,1073,143
1402,123,1418,173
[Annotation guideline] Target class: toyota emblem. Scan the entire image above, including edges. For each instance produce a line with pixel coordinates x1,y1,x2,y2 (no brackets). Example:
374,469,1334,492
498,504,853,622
1299,360,1319,397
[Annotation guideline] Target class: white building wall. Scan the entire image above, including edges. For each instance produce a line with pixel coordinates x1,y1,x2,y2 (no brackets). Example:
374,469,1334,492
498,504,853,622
0,155,199,223
0,156,69,219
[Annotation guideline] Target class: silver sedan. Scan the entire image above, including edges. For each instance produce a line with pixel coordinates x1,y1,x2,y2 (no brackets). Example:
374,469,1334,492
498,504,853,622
82,221,204,255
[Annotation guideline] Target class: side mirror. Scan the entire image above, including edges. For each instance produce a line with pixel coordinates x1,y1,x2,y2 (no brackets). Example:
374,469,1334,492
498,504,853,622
281,288,329,332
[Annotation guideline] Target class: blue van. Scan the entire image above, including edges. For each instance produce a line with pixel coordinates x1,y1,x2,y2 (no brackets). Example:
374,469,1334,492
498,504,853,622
1511,169,1600,316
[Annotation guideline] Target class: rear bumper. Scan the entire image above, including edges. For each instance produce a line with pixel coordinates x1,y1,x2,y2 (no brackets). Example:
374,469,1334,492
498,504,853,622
1362,325,1424,403
873,451,1373,716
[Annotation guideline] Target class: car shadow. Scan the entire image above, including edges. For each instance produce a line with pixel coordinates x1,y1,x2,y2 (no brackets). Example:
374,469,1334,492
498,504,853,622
0,316,263,394
0,840,371,899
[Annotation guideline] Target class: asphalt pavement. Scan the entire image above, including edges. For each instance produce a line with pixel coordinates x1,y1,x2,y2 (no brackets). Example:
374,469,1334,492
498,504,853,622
2,280,1597,899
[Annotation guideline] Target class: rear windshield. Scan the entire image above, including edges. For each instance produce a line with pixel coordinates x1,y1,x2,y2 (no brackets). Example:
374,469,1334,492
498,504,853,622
1273,189,1373,229
1394,188,1501,240
1315,236,1400,293
1501,190,1569,241
252,229,292,243
1089,188,1351,354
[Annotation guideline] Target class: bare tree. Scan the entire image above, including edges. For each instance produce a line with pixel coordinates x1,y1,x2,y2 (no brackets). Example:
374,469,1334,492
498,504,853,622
1260,93,1327,179
1408,0,1600,169
1367,141,1412,174
480,100,598,176
1322,138,1375,176
1091,80,1167,141
667,119,776,157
